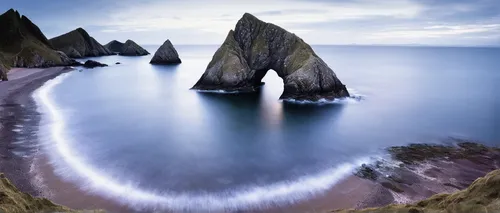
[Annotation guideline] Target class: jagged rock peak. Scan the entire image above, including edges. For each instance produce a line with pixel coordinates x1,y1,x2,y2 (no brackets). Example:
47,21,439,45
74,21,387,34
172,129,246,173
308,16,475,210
50,27,113,58
192,13,349,101
150,39,181,65
104,40,124,53
119,39,150,56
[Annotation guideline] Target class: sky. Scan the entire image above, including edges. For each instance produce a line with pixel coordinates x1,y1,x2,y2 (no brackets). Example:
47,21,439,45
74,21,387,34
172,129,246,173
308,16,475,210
2,0,499,46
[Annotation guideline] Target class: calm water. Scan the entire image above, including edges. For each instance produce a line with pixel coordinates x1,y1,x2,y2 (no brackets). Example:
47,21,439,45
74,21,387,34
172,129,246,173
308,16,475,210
35,45,500,211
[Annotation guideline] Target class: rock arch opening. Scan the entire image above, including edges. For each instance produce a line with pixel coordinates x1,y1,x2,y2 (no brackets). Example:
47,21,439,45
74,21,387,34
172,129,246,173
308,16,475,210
192,13,349,101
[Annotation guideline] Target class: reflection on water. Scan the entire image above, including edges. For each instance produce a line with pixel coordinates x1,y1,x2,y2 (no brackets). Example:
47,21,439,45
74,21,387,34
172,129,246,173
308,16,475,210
39,45,500,210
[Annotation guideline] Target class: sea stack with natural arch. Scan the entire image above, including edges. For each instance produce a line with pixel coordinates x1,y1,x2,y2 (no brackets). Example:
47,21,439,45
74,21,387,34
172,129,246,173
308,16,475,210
191,13,349,101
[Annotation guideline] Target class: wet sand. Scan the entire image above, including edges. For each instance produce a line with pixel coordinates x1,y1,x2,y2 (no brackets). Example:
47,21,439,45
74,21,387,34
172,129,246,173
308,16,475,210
1,67,499,213
31,140,500,213
0,67,73,196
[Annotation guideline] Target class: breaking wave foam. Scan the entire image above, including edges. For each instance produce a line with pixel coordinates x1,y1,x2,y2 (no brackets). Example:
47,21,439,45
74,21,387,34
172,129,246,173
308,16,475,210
33,73,374,211
283,88,365,105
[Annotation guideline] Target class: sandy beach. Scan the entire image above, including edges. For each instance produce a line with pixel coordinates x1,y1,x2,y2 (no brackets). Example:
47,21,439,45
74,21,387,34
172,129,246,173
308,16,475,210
0,67,73,196
1,67,499,213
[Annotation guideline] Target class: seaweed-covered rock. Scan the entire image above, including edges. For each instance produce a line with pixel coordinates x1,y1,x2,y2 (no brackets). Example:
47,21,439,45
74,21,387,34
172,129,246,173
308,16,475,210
50,28,113,58
83,60,108,68
0,9,80,73
104,40,124,53
388,141,499,165
192,13,349,101
119,40,149,56
355,164,380,181
150,40,181,64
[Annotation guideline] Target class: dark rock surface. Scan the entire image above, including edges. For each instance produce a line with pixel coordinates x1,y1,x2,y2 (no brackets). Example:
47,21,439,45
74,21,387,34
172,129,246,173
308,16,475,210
104,40,124,53
336,169,500,213
50,28,113,58
119,40,149,56
150,40,181,65
192,13,349,101
83,60,108,68
351,139,500,211
0,62,8,81
0,9,80,80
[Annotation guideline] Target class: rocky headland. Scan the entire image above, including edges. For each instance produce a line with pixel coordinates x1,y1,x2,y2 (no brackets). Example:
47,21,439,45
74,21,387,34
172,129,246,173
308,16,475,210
104,40,149,56
50,28,113,58
192,13,349,101
149,40,181,64
0,9,80,81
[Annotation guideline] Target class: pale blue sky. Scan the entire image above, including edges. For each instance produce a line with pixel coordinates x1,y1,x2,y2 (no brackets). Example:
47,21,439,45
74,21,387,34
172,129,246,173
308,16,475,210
2,0,499,46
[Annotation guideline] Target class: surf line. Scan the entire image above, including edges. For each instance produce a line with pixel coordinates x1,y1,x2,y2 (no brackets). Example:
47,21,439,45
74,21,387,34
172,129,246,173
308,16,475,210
33,73,374,211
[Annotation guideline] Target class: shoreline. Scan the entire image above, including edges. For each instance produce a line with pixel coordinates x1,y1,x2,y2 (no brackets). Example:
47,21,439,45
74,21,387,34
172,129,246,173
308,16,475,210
0,68,499,212
0,67,73,197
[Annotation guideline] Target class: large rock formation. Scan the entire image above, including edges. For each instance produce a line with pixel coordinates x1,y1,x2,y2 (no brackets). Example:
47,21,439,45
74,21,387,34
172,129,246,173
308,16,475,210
0,9,79,80
50,28,113,58
192,13,349,101
150,40,181,65
104,40,124,53
119,40,150,56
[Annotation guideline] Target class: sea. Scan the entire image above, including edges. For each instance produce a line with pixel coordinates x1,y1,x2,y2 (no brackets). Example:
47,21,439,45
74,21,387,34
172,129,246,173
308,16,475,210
32,45,500,211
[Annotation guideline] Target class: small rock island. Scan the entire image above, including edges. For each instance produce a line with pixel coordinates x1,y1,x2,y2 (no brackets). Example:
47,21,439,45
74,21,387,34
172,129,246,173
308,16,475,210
104,40,150,56
192,13,349,101
50,28,113,58
150,40,181,65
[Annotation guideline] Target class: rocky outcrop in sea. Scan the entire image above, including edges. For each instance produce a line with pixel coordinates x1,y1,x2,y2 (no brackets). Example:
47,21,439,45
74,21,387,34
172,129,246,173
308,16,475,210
50,28,113,58
150,40,181,65
104,40,124,53
83,60,108,68
119,40,150,56
105,40,149,56
191,13,349,101
0,9,80,81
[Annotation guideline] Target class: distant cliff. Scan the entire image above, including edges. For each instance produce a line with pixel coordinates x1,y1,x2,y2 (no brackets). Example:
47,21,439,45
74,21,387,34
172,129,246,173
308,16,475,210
0,9,79,80
50,28,113,58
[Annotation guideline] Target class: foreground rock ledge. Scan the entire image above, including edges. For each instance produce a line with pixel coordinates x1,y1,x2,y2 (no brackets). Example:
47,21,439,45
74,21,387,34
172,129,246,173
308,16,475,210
335,169,500,213
191,13,349,101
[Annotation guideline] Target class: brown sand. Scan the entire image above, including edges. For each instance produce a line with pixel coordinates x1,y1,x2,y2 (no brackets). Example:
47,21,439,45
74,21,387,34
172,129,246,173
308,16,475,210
35,150,380,213
1,67,498,213
0,67,73,196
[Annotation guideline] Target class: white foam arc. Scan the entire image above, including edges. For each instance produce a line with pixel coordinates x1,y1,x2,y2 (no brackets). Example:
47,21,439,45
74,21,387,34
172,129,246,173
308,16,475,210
34,73,373,211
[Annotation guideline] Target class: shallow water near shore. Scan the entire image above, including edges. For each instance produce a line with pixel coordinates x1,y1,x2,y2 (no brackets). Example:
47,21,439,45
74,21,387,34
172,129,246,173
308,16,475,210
33,45,500,211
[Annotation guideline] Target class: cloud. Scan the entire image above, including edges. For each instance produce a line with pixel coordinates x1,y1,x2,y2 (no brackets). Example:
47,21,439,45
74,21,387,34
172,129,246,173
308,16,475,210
1,0,499,45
